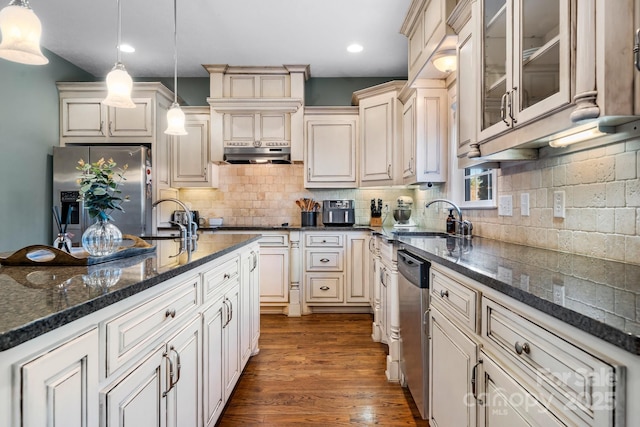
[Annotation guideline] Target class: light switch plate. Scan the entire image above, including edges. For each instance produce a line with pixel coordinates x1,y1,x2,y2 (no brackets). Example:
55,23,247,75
498,195,513,216
521,193,530,216
553,191,565,218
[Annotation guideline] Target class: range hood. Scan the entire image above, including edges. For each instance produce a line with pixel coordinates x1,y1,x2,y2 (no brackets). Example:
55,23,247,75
223,146,291,164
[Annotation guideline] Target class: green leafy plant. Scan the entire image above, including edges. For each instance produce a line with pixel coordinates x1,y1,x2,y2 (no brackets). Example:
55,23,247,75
77,157,129,220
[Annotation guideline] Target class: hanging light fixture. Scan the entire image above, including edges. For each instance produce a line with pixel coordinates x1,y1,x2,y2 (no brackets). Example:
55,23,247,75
165,0,187,135
0,0,48,65
103,0,135,108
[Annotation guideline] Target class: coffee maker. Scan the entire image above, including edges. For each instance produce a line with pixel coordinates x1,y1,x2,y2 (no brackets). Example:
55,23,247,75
322,200,355,226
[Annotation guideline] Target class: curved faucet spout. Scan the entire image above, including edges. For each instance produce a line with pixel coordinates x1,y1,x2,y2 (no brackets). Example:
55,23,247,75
425,198,462,222
152,198,198,244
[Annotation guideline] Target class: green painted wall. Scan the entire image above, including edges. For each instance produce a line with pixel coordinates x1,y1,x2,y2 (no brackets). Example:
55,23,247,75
0,49,92,251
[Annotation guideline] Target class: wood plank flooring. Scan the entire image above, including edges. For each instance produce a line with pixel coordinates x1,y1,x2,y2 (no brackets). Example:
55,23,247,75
216,313,429,426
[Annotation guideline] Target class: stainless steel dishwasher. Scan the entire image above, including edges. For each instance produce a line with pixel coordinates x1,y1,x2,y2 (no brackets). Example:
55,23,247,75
397,249,430,420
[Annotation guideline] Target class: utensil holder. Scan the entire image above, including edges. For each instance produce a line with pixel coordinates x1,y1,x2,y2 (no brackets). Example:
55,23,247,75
301,211,317,227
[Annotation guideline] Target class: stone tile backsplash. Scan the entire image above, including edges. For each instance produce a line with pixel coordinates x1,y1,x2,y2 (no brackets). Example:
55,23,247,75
179,139,639,265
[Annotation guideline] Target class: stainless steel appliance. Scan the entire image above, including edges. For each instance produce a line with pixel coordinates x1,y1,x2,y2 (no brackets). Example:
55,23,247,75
52,145,152,244
398,249,430,420
322,199,355,226
223,146,291,164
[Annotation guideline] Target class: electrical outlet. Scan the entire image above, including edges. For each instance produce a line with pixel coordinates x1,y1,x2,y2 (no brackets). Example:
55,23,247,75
498,195,513,216
553,191,565,218
521,193,530,216
384,203,390,214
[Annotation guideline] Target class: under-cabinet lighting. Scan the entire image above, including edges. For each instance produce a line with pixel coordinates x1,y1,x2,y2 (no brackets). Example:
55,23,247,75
347,43,363,53
548,123,615,148
431,49,456,73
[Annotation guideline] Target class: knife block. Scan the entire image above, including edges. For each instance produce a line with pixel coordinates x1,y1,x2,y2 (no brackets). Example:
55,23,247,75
370,217,382,227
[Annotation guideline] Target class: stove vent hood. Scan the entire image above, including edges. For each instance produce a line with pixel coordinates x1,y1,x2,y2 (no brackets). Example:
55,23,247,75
223,146,291,164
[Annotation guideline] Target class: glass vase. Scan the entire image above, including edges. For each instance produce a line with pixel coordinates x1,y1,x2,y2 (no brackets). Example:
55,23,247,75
82,217,122,256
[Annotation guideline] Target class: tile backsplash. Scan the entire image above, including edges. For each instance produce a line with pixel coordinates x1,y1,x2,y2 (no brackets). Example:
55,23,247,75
180,139,639,265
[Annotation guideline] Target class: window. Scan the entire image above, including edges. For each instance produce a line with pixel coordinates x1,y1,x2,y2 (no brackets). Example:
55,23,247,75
464,167,494,203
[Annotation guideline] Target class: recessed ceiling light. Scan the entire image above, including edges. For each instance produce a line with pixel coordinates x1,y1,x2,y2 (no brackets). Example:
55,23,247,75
118,44,135,53
347,44,363,53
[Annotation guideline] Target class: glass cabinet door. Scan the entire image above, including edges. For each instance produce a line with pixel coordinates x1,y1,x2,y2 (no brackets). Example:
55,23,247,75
480,0,511,139
514,0,570,124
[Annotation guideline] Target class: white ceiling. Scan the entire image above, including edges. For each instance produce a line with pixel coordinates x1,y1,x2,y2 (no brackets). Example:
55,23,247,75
34,0,412,79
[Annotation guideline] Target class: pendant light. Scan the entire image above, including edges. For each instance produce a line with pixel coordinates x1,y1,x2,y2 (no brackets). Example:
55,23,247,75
165,0,187,135
0,0,48,65
103,0,135,108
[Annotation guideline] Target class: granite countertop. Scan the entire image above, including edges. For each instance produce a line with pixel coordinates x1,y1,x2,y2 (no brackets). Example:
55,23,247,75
382,230,640,355
0,233,261,352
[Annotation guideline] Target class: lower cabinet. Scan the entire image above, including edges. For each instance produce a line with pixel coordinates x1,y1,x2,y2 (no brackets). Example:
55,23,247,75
429,305,478,427
19,328,99,427
428,262,625,427
102,316,202,427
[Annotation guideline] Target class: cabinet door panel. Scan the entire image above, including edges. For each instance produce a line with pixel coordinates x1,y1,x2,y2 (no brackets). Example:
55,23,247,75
223,283,242,399
305,118,357,187
202,297,225,426
347,234,369,303
361,101,392,182
103,346,165,427
21,328,99,427
61,99,105,137
259,248,289,302
109,99,153,137
429,307,477,427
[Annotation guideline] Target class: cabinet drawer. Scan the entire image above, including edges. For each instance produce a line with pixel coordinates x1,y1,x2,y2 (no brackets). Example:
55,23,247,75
202,255,240,302
379,238,394,264
305,249,343,271
259,233,289,247
305,234,343,247
105,275,199,376
305,274,343,302
430,268,478,333
482,297,617,426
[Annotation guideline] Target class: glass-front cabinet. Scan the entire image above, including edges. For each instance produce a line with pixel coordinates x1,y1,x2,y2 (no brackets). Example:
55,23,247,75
479,0,570,141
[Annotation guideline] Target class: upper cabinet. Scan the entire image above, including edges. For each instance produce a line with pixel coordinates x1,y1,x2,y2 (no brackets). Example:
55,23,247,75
399,80,449,185
205,64,308,163
352,81,406,187
400,0,458,83
171,107,219,188
304,107,359,188
477,0,571,142
57,82,174,145
454,0,640,164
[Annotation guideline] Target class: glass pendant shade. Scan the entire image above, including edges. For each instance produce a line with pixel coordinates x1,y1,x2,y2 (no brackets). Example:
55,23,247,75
432,50,457,73
0,1,48,65
103,62,135,108
165,102,187,135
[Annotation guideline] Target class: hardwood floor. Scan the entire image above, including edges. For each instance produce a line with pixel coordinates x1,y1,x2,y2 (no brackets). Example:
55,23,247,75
217,313,429,426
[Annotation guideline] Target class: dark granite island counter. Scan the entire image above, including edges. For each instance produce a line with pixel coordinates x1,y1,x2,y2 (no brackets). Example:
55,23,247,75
0,233,260,352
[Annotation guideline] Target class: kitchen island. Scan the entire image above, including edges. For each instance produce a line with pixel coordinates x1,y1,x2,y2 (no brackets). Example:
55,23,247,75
0,233,261,427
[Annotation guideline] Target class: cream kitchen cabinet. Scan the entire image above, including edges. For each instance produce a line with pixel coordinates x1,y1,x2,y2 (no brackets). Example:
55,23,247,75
102,315,202,427
258,234,290,305
206,64,308,163
240,246,260,368
376,236,400,382
401,0,458,83
303,107,359,188
427,261,626,427
171,107,219,188
429,306,479,427
399,81,448,185
352,81,406,187
302,231,370,311
477,0,571,143
18,327,99,427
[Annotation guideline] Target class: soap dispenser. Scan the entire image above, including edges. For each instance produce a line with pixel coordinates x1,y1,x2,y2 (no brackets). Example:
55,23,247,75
446,209,455,234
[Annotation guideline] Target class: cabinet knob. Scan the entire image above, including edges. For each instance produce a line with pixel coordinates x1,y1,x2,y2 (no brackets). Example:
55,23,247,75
320,286,330,291
440,290,449,298
514,341,530,355
165,309,176,318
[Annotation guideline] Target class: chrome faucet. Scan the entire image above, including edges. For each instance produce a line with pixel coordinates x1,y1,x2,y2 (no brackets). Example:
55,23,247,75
152,198,198,247
425,198,473,238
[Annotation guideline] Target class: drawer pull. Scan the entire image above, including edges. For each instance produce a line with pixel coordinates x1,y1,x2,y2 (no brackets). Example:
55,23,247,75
440,290,449,298
514,341,530,355
223,273,230,279
165,309,176,318
320,258,330,263
322,239,327,243
320,286,330,291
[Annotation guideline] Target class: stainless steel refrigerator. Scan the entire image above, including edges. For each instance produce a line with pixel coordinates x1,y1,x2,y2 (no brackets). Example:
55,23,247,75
52,145,152,244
